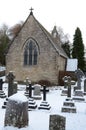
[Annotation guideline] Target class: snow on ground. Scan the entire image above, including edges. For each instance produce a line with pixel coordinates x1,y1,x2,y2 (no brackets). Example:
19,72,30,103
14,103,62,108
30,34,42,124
0,82,86,130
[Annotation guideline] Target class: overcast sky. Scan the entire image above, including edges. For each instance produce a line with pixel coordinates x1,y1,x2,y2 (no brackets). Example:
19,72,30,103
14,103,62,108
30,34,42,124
0,0,86,47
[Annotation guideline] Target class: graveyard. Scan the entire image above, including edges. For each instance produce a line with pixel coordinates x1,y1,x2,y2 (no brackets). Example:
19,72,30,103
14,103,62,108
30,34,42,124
0,72,86,130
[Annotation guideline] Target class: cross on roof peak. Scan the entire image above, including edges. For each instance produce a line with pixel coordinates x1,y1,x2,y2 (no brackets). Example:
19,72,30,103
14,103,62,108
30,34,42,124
29,7,34,15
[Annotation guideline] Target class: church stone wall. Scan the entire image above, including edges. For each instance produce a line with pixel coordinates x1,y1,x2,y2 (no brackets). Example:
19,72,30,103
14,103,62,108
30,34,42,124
6,14,66,85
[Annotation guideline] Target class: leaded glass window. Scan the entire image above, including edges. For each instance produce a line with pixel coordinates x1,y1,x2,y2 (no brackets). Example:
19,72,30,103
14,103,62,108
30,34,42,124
24,39,38,66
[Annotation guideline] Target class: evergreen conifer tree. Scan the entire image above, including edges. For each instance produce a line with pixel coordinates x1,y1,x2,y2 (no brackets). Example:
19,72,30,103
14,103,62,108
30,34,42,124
72,27,85,71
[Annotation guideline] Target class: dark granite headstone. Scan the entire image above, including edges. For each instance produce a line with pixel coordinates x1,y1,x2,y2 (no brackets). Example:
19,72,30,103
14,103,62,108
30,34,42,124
49,115,66,130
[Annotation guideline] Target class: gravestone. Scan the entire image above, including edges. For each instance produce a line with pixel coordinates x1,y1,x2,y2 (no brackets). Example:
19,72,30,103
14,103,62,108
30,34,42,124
6,71,15,97
75,68,84,90
24,79,37,110
61,76,72,97
38,85,51,110
49,114,66,130
24,78,33,98
61,76,77,113
33,84,42,99
67,76,71,97
0,79,4,90
63,76,68,88
4,93,28,128
84,78,86,95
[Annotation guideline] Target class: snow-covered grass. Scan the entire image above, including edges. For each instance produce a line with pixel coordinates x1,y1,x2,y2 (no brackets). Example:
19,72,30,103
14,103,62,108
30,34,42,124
0,82,86,130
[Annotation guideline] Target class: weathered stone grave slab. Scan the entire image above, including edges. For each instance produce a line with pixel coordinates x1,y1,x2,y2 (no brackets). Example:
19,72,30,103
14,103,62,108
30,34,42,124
49,114,66,130
4,93,28,128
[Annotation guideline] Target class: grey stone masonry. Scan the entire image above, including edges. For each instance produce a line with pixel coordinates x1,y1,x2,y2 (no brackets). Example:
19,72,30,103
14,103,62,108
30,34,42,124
49,114,66,130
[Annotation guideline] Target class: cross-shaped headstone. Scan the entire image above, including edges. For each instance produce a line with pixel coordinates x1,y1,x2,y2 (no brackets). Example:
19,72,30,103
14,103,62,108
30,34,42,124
6,71,15,97
63,76,72,97
25,78,33,98
63,76,68,88
0,79,4,90
67,76,71,97
41,85,48,101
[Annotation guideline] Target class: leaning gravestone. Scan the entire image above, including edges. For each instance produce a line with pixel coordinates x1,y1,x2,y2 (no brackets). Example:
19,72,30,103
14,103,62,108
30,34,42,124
4,93,28,128
49,114,66,130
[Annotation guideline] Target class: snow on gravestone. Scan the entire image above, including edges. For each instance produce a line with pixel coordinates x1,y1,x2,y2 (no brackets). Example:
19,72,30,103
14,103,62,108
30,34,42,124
4,93,28,128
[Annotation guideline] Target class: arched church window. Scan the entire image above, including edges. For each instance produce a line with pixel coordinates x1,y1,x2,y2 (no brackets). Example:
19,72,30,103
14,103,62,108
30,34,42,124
24,39,38,66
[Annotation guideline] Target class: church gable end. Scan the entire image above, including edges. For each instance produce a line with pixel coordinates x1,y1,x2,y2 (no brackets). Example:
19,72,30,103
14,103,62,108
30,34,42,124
6,10,67,85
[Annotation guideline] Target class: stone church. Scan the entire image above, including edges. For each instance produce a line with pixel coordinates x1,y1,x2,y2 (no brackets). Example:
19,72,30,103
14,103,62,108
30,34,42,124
6,9,68,85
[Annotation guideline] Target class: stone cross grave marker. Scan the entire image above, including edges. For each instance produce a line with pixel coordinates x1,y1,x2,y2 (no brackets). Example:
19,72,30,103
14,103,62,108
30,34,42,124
25,78,33,98
0,79,4,90
6,71,15,97
63,76,68,88
49,114,66,130
38,85,51,110
41,85,47,101
67,76,71,98
75,68,84,90
62,76,72,97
